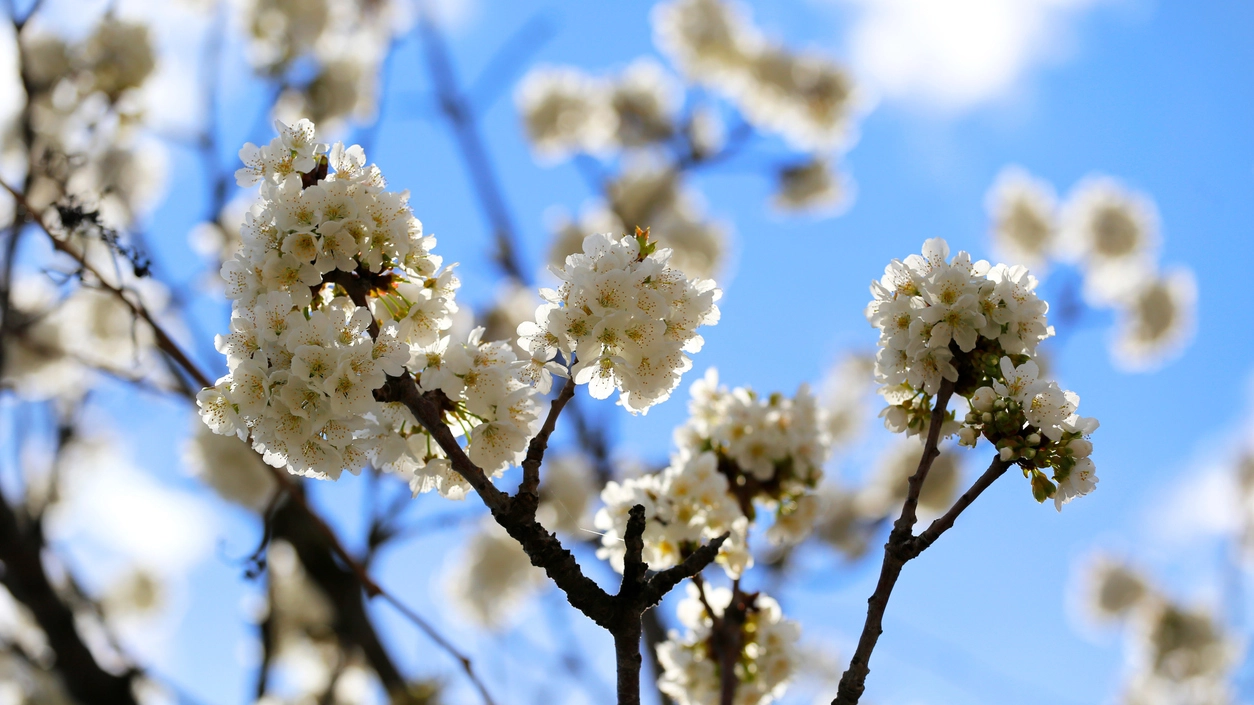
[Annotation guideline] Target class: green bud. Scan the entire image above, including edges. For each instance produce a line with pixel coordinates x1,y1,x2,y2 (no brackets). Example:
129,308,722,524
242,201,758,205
1030,471,1056,503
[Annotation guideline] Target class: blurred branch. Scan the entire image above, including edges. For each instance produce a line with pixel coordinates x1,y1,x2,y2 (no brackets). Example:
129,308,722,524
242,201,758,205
417,14,527,281
0,490,139,704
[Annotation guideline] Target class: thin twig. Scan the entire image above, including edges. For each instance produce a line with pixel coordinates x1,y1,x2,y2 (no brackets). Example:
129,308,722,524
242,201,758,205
909,455,1013,559
378,592,498,705
832,378,955,705
519,376,577,501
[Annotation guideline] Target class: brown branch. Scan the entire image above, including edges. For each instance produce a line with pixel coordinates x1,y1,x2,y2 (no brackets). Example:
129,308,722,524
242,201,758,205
417,14,526,282
832,378,954,705
0,491,138,705
909,456,1013,559
518,375,576,504
0,180,212,389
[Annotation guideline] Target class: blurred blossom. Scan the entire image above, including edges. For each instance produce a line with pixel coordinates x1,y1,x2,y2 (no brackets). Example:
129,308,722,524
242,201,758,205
548,159,728,280
1074,557,1237,704
445,519,546,629
611,58,683,148
184,419,278,512
652,0,761,93
654,0,858,152
857,438,962,519
19,31,73,94
813,483,874,559
79,18,157,100
739,47,857,152
818,352,874,449
985,165,1057,271
1060,176,1159,305
657,584,801,705
1112,267,1197,373
243,0,331,72
518,59,684,159
0,271,170,401
1081,555,1150,621
686,104,726,160
101,568,165,620
275,55,379,131
536,454,598,535
1138,603,1232,683
516,65,616,161
772,157,849,215
0,274,89,400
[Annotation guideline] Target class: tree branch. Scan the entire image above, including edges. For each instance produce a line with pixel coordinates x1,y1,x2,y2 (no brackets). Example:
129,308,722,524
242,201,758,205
0,490,138,705
518,376,576,505
909,456,1013,559
832,378,954,705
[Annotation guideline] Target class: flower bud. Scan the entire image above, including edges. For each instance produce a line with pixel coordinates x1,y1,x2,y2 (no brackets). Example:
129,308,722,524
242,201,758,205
971,386,997,413
1026,433,1041,446
999,446,1016,461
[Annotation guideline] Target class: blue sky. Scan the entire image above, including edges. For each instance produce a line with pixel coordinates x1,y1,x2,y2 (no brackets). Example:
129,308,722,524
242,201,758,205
26,0,1254,703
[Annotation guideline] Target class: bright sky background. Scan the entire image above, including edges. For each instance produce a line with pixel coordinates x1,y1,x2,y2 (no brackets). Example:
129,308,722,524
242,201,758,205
18,0,1254,703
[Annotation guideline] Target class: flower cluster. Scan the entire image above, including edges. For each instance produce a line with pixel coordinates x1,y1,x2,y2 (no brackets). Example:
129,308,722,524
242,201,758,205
199,120,544,494
595,451,749,578
657,584,801,705
959,358,1099,510
243,0,406,129
517,59,680,160
595,367,833,577
985,167,1197,371
675,369,830,544
868,238,1099,510
520,229,721,414
652,0,857,152
1079,556,1235,705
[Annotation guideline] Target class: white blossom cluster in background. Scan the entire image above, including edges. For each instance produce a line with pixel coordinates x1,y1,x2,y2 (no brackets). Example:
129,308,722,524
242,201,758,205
548,158,729,279
9,17,166,228
519,229,721,414
652,0,858,153
657,584,801,705
595,368,832,578
518,0,862,282
867,237,1099,510
676,368,830,545
517,58,681,161
986,167,1196,371
242,0,410,130
197,119,549,495
1078,556,1236,705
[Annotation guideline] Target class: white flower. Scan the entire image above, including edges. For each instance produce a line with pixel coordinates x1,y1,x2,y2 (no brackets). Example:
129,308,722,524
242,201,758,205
1112,267,1197,373
1060,175,1159,305
985,166,1057,270
658,584,800,705
520,231,720,413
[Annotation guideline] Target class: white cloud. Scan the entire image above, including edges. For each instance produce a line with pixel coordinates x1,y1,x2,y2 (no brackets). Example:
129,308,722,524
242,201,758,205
839,0,1108,112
